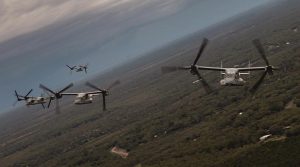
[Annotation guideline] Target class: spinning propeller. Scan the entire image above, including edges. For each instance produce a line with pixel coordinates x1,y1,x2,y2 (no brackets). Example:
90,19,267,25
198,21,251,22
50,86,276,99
39,83,74,114
13,89,33,106
86,80,120,111
251,39,278,93
161,38,212,93
66,65,76,74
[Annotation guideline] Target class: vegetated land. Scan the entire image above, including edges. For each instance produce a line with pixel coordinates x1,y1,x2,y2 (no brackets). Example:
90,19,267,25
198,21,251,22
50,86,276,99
0,0,300,166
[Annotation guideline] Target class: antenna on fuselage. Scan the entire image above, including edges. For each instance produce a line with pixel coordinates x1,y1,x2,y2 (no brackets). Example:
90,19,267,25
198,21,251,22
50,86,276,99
220,61,225,79
248,60,251,79
239,60,251,79
220,61,223,79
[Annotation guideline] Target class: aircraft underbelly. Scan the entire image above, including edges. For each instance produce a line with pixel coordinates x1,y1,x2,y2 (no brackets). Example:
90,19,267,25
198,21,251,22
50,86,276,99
220,78,245,86
74,99,92,105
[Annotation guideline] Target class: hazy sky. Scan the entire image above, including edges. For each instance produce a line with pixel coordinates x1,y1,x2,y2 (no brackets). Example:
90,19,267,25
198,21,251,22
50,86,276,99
0,0,272,112
0,0,188,43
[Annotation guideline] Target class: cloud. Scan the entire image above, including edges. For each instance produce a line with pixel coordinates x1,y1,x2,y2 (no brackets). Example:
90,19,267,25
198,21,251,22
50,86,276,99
0,0,187,43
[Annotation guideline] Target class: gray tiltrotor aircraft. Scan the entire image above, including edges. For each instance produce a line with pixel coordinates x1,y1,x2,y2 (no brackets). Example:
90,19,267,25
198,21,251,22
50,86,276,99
66,64,88,74
39,81,120,112
14,89,47,108
162,38,278,93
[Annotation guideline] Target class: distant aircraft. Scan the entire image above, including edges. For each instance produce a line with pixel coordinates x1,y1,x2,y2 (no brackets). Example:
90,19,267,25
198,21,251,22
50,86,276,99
162,38,279,93
14,89,47,109
66,64,88,74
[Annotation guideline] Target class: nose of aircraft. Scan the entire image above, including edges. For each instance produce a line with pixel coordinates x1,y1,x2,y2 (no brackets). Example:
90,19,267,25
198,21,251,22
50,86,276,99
220,80,226,86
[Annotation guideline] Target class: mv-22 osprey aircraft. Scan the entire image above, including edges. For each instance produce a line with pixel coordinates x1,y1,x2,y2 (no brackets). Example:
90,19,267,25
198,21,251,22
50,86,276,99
39,80,120,113
66,64,88,74
162,38,279,93
14,89,47,108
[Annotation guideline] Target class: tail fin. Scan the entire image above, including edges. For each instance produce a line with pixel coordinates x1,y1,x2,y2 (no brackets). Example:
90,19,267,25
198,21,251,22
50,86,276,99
239,60,251,79
248,60,251,79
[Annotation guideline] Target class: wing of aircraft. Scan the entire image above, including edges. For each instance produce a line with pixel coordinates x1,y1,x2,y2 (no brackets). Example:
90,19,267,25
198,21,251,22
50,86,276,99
196,65,226,71
237,67,266,72
61,91,102,96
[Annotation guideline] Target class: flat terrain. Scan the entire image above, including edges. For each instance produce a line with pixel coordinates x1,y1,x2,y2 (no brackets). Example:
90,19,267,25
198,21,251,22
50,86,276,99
1,0,300,166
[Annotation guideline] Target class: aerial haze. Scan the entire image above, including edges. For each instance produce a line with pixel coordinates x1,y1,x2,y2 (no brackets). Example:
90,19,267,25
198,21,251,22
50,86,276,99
1,0,300,166
0,0,271,112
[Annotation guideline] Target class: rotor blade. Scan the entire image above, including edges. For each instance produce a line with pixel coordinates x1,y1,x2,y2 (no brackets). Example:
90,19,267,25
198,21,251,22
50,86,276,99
193,38,209,65
66,65,72,69
161,66,190,74
107,80,121,90
102,93,106,111
25,89,33,97
194,69,212,93
250,71,268,93
200,79,212,94
58,83,74,94
86,82,104,92
55,99,60,114
40,84,56,95
15,91,25,99
14,90,20,100
43,89,51,97
47,98,52,108
99,95,102,112
41,103,45,109
252,39,269,66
